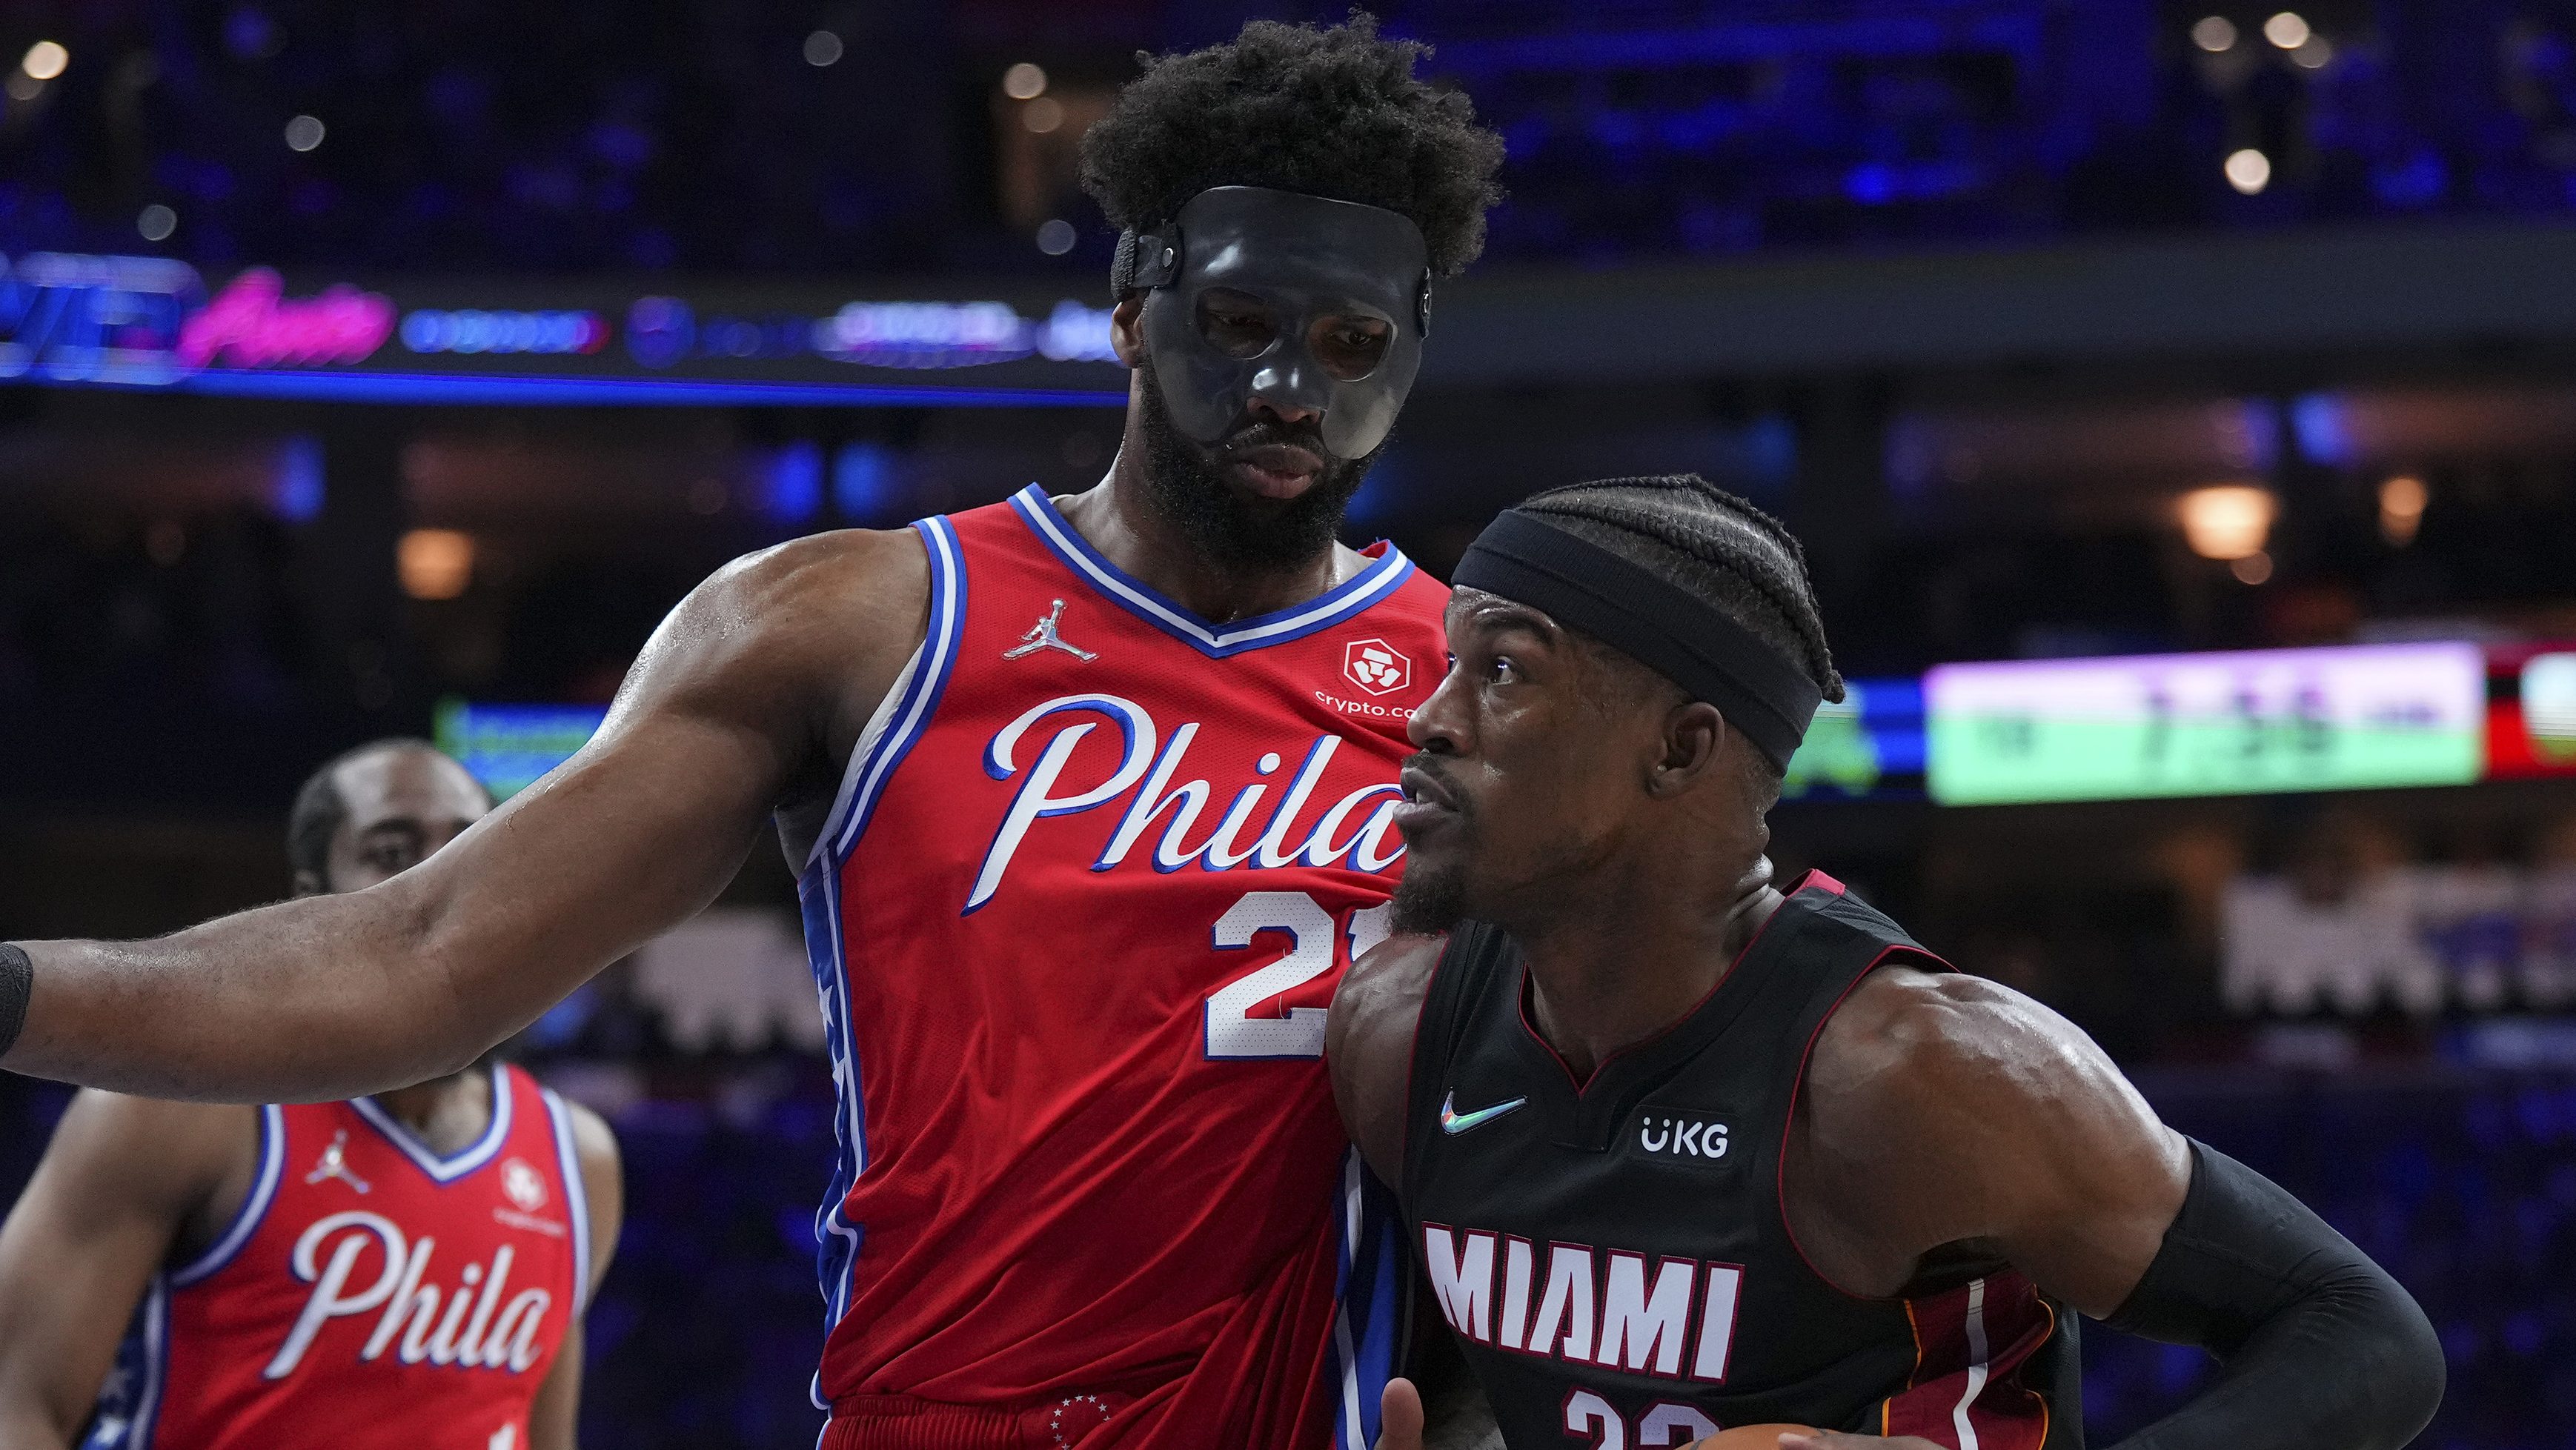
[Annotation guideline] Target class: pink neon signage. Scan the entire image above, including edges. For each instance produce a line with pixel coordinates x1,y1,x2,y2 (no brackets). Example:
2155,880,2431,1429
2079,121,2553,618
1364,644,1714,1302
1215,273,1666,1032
176,268,396,370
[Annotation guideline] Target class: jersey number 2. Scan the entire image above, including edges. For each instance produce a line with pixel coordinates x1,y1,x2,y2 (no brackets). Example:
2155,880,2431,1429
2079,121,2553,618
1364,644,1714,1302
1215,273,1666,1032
1204,891,1392,1059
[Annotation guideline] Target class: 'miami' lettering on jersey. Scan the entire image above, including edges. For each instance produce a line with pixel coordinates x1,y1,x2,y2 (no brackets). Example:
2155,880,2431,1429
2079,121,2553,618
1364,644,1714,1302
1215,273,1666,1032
1421,1225,1742,1383
265,1212,554,1380
967,694,1407,911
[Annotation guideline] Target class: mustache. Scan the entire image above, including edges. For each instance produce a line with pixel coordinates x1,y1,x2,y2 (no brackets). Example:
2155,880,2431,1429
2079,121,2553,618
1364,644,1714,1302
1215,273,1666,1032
1217,416,1332,459
1401,751,1471,813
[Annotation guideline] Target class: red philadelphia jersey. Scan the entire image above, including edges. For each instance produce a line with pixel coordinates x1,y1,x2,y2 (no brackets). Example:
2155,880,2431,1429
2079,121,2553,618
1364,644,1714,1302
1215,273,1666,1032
84,1064,591,1450
797,486,1448,1448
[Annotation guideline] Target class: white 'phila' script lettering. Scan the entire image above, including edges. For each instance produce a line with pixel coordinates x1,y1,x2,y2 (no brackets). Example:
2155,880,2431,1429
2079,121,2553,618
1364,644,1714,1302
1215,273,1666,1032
264,1211,554,1380
967,694,1407,911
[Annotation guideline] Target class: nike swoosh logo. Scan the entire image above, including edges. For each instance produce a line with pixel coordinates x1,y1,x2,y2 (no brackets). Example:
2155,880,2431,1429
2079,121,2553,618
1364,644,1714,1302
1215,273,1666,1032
1439,1091,1529,1136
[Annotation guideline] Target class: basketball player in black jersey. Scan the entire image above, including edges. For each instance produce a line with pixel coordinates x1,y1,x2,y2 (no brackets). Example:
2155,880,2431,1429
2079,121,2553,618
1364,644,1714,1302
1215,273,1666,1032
1330,475,2443,1450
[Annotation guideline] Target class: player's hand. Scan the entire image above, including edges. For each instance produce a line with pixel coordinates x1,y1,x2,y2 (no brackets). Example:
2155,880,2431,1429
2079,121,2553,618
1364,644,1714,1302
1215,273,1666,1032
1374,1377,1426,1450
1773,1433,1944,1450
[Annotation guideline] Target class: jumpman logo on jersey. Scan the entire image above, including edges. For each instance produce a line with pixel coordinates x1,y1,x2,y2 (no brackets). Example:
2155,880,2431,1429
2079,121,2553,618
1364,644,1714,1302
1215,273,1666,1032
304,1129,372,1194
1003,599,1097,662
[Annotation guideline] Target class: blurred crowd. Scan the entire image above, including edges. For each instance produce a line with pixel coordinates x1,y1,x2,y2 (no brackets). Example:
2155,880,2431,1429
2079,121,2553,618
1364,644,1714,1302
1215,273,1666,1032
2225,810,2576,1017
15,2,2576,275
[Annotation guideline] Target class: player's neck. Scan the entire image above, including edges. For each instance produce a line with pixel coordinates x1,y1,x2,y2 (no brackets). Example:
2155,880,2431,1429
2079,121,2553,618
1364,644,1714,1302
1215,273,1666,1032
367,1063,493,1156
1512,855,1779,1083
1057,452,1358,624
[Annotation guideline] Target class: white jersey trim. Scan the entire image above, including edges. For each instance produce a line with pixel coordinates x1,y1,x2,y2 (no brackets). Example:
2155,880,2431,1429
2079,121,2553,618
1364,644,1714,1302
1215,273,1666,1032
1008,485,1415,658
167,1104,284,1288
807,516,966,871
541,1086,595,1314
348,1062,513,1183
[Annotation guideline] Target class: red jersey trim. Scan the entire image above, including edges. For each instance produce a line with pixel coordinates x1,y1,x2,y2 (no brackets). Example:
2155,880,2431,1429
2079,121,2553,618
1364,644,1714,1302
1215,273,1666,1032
1007,486,1417,658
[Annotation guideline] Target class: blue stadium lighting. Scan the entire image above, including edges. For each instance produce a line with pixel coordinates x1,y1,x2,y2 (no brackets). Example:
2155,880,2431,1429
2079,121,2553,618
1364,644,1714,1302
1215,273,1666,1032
271,433,325,522
402,308,607,356
766,441,824,523
127,369,1126,408
832,442,900,521
2291,393,2355,467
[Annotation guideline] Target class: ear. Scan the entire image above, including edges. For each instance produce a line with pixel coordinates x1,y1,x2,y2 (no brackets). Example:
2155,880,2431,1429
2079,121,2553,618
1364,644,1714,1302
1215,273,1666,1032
1110,294,1148,368
1646,700,1726,796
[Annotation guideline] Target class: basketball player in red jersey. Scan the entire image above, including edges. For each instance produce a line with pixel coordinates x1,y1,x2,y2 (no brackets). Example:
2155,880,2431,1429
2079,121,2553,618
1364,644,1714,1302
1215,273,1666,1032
0,18,1507,1450
0,740,623,1450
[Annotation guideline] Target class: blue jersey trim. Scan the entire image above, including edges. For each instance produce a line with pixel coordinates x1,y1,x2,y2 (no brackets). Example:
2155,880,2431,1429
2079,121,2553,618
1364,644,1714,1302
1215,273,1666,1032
1006,485,1415,659
814,516,969,865
348,1062,512,1183
166,1105,283,1288
127,1277,169,1450
794,511,967,1405
541,1086,595,1313
1330,1149,1403,1450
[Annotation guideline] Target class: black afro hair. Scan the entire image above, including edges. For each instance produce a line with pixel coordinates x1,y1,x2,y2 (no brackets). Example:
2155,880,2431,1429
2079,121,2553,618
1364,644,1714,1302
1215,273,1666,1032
1079,11,1506,279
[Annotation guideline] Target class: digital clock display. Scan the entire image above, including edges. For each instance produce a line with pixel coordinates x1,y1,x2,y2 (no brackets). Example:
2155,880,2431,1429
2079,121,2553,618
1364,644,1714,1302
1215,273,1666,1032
1925,642,2486,805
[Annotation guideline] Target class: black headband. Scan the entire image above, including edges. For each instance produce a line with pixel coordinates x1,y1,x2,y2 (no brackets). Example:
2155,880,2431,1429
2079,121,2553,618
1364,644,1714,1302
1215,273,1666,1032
1451,510,1825,771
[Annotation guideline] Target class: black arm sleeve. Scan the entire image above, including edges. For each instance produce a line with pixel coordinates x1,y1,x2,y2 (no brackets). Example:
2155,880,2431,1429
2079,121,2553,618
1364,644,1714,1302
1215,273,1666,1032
2102,1139,2444,1450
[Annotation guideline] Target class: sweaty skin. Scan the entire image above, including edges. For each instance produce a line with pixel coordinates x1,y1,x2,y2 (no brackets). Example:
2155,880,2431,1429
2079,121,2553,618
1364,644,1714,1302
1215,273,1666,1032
0,747,625,1450
1329,588,2189,1450
2,299,1371,1103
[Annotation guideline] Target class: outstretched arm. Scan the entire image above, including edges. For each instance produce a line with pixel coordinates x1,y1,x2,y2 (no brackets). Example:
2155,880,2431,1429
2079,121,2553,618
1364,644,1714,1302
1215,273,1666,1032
1779,969,2441,1450
3,530,927,1101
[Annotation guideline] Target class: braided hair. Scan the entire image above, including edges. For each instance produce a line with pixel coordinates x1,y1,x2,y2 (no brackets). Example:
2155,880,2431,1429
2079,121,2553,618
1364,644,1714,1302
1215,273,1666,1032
1513,475,1844,788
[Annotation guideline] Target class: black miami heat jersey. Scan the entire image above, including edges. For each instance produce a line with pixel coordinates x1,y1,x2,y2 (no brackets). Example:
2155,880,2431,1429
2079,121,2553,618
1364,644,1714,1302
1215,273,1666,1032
1401,872,2079,1450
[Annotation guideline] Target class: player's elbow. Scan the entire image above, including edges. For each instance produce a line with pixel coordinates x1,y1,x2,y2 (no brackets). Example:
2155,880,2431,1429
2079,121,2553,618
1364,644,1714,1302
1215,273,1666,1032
2354,1271,2446,1443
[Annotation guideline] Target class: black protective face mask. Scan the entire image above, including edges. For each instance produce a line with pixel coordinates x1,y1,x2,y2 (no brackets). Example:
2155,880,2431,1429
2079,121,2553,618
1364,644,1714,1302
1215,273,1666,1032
1117,185,1433,465
1135,353,1380,571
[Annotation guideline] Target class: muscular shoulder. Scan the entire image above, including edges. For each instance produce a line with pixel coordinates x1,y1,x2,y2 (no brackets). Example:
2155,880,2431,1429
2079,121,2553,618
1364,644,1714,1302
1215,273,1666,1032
1807,968,2140,1154
613,528,929,776
1327,933,1448,1183
1796,967,2185,1280
36,1091,256,1216
665,528,928,669
1813,968,2091,1111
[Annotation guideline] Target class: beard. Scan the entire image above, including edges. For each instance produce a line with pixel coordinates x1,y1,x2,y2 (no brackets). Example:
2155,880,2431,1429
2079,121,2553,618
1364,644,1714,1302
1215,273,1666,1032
1390,854,1468,936
1135,356,1381,571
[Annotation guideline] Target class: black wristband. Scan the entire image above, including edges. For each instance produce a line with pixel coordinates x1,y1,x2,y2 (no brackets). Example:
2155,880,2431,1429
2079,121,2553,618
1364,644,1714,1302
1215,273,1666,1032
0,942,30,1061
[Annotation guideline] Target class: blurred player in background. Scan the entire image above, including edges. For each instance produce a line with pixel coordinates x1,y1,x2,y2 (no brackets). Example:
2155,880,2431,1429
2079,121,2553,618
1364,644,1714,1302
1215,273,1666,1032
0,740,623,1450
0,16,1507,1450
1332,476,2443,1450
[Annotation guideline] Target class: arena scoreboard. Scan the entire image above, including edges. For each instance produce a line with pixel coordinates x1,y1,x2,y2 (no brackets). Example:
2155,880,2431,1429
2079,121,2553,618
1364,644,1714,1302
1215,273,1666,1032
436,639,2546,811
435,699,610,799
1924,642,2486,805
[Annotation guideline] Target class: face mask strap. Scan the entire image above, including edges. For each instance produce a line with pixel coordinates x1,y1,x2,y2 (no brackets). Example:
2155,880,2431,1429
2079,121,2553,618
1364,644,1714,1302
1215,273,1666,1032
1112,227,1183,296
